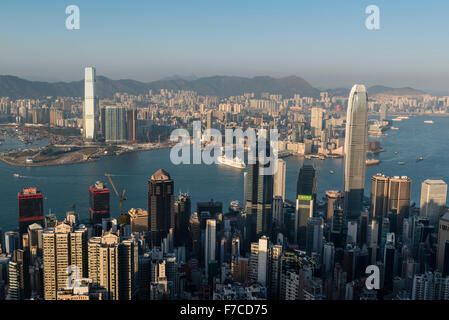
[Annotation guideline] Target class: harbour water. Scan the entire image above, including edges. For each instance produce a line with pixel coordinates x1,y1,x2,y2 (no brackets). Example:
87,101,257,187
0,115,448,232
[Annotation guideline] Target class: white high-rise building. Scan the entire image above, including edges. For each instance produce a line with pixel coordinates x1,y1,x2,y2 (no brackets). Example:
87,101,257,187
205,219,216,274
344,84,368,220
84,67,98,141
311,107,324,137
273,159,286,201
420,179,447,226
257,236,269,286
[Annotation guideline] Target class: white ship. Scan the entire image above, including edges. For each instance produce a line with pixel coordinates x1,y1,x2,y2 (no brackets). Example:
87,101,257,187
424,120,434,124
217,155,246,169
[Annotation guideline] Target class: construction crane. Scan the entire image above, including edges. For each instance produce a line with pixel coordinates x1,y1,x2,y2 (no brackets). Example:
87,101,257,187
105,172,127,217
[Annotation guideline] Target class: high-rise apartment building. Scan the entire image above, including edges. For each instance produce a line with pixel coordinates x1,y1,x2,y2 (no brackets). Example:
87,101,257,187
105,106,127,144
273,159,286,201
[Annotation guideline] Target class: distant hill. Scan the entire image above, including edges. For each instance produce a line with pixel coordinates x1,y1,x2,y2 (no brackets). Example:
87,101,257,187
326,85,428,97
0,75,320,99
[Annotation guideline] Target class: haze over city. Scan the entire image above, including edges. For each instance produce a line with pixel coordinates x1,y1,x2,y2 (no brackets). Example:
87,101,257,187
1,0,449,94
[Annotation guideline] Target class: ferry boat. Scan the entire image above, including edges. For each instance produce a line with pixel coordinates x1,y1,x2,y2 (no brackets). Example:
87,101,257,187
329,170,335,174
366,159,380,166
416,156,424,162
424,120,434,124
217,155,246,169
390,127,399,130
398,161,406,165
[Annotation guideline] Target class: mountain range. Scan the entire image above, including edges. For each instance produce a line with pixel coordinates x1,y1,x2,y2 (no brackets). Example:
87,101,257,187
0,74,428,100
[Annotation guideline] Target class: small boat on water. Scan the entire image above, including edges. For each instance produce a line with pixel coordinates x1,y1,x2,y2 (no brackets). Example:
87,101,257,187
398,161,406,165
416,156,423,162
424,120,434,124
390,127,399,130
366,159,380,166
13,173,20,178
329,170,335,174
394,152,398,155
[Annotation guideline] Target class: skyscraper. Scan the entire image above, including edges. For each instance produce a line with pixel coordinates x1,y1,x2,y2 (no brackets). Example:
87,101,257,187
295,165,317,249
244,135,274,246
105,106,127,144
8,249,30,300
89,181,110,225
148,169,175,246
437,212,449,272
126,108,138,142
311,107,324,137
273,158,286,201
370,173,390,220
420,179,447,227
205,219,216,274
18,187,44,235
84,67,98,141
174,193,191,247
344,84,368,220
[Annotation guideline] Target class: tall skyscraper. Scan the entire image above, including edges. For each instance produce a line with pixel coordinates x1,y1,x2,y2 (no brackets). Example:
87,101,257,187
388,176,412,233
126,108,138,142
148,169,175,246
205,219,216,274
84,67,98,141
325,190,344,221
89,181,110,225
105,106,127,144
343,84,368,220
174,193,191,247
420,179,447,227
8,249,30,300
370,174,390,220
244,135,274,246
273,158,286,201
295,165,317,249
18,187,44,235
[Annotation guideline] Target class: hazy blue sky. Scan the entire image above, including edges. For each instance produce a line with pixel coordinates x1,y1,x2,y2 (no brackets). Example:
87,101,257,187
1,0,449,92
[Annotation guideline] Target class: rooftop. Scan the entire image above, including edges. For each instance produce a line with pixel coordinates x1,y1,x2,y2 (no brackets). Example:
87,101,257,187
150,168,171,181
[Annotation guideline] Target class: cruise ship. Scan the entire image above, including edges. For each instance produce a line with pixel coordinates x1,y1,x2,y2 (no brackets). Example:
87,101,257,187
217,155,246,169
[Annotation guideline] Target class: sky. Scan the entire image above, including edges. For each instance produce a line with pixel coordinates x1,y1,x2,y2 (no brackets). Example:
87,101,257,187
1,0,449,93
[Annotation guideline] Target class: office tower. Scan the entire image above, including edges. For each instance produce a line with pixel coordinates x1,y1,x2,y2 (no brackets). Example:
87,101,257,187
311,107,324,137
273,159,286,201
231,256,248,283
323,242,335,276
343,84,368,220
370,173,390,220
388,176,411,233
196,200,222,218
379,104,388,121
437,213,449,272
272,196,284,226
257,236,269,286
205,219,216,274
105,106,127,144
243,172,248,203
383,243,396,291
89,181,110,225
148,169,175,246
189,212,201,258
8,249,31,300
248,242,259,283
42,223,88,300
244,136,274,246
306,217,323,260
174,193,191,247
295,164,317,248
369,174,411,234
84,67,98,141
18,187,44,234
420,179,448,226
126,108,138,142
325,190,344,221
297,165,317,199
127,208,149,233
4,231,20,254
347,221,358,245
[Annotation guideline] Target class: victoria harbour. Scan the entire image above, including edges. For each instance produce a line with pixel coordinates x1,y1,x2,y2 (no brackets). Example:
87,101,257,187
0,115,446,232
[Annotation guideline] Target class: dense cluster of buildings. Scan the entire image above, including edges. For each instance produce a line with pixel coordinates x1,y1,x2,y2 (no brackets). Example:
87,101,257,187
0,79,449,301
